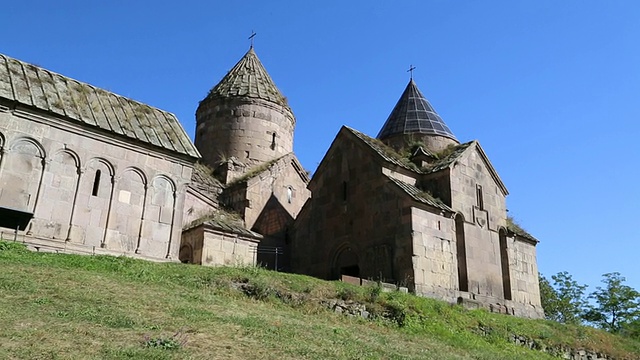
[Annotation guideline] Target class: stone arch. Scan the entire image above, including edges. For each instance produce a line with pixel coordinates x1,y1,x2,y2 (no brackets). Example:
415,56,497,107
332,242,360,279
0,137,46,212
34,148,81,239
455,213,469,292
105,167,147,253
0,131,5,148
179,243,193,264
498,227,512,300
137,175,176,258
73,158,115,247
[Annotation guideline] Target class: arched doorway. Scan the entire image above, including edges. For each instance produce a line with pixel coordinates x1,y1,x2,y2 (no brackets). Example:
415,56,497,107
334,245,360,278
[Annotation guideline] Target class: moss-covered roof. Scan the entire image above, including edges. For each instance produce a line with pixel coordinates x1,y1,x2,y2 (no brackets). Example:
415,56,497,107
385,174,453,212
184,209,262,239
189,162,223,201
345,126,472,174
424,141,474,174
0,53,200,159
203,47,290,109
506,217,538,243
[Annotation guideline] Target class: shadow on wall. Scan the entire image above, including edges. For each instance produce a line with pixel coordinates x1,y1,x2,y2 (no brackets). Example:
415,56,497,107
252,194,293,271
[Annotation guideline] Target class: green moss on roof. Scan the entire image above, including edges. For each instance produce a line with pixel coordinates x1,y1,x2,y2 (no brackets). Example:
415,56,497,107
506,216,538,242
203,47,289,109
184,208,261,238
345,126,472,174
385,175,452,212
0,53,200,158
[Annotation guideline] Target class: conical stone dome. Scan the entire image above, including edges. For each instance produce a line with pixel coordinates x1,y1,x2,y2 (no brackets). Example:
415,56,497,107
195,47,296,181
377,79,457,141
377,79,458,152
203,47,290,110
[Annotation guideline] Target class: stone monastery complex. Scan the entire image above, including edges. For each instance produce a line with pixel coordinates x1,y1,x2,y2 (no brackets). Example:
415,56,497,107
0,46,543,318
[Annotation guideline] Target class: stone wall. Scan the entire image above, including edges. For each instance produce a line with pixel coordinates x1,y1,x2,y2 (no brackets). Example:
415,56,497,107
195,97,294,172
292,134,414,282
448,144,509,299
181,224,260,266
221,154,310,270
410,206,458,296
508,234,543,309
0,105,194,260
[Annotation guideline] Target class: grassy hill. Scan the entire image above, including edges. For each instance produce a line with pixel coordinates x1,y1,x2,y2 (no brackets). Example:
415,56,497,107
1,240,639,360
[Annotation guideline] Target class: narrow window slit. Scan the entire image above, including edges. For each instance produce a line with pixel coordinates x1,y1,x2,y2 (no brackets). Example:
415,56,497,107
92,170,101,196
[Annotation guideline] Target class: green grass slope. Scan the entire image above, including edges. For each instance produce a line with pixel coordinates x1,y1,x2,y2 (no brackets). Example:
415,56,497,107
1,241,639,360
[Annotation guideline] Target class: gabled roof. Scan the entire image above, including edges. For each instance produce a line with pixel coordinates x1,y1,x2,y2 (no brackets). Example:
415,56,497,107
506,218,538,243
226,153,309,187
189,162,223,202
346,126,420,172
384,174,453,212
203,47,290,109
0,53,200,159
344,126,471,175
377,79,457,141
424,141,474,174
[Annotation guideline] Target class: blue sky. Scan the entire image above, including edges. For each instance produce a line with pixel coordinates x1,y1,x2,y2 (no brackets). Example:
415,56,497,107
3,1,640,292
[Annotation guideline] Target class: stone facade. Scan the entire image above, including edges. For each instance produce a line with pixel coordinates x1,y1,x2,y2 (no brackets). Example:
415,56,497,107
0,49,543,319
0,101,195,260
195,97,294,176
180,221,261,266
292,77,544,319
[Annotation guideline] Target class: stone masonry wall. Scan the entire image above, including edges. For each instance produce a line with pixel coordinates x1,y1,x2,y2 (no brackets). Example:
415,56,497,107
195,97,294,171
292,134,414,282
200,227,259,266
449,144,508,299
410,206,458,296
509,235,543,309
0,105,194,260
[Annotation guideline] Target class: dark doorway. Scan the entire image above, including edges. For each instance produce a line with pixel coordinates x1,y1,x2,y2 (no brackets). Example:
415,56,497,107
341,265,360,277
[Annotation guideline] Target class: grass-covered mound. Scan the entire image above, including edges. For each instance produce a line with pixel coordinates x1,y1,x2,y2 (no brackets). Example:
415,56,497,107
1,240,639,359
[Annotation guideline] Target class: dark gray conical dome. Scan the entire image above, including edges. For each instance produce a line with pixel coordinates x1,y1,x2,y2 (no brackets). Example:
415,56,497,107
377,79,457,141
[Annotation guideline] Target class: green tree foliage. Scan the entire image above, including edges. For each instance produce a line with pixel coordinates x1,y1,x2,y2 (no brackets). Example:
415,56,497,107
539,274,561,321
544,271,589,324
583,272,640,333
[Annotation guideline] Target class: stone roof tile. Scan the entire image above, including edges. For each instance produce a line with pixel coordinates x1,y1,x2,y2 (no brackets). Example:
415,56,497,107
204,48,289,109
377,79,457,141
0,53,200,159
345,126,472,174
384,174,453,212
189,162,223,201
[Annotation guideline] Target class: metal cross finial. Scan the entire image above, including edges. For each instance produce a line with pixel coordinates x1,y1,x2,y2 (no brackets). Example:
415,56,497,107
407,64,416,79
248,30,257,48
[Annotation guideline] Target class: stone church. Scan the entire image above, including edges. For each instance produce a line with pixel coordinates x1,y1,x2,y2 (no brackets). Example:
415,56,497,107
0,46,543,318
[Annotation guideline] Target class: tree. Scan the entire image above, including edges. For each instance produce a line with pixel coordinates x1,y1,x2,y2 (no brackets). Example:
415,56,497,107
539,272,588,324
539,273,561,321
583,272,640,333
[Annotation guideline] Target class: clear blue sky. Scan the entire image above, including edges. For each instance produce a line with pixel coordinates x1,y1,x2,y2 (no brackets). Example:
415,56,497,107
3,1,640,292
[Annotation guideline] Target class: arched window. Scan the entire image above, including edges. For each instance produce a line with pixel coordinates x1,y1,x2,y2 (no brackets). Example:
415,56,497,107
455,214,469,292
92,170,101,196
499,229,512,300
287,186,293,204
